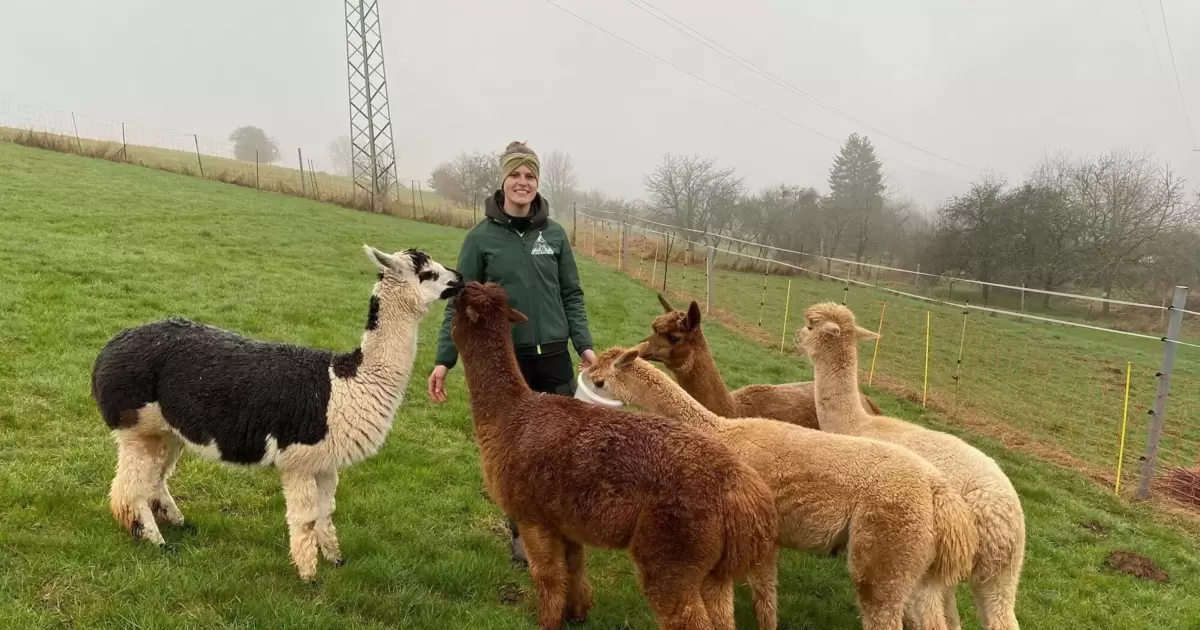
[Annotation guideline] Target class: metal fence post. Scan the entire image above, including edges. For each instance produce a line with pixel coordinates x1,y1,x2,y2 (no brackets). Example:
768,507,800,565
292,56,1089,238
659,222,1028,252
706,241,715,315
620,211,630,272
1136,285,1189,499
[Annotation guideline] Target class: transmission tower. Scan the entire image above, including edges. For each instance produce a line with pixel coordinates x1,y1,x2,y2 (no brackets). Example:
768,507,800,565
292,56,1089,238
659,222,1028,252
345,0,401,210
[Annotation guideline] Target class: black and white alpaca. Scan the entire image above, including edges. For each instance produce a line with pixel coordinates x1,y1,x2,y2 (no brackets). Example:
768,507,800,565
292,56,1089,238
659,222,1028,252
90,245,463,580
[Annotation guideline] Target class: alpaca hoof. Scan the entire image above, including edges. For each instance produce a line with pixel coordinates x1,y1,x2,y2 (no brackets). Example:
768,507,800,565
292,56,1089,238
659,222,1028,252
332,558,347,568
130,520,144,541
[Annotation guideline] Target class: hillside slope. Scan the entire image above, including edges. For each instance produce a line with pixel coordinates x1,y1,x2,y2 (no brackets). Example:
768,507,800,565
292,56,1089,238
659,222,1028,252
0,142,1196,629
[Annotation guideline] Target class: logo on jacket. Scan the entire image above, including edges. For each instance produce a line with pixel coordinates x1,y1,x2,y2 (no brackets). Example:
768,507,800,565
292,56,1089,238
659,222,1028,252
531,233,555,255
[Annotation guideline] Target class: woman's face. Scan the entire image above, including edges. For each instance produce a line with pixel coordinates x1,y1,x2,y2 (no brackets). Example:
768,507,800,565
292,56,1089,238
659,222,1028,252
504,165,538,206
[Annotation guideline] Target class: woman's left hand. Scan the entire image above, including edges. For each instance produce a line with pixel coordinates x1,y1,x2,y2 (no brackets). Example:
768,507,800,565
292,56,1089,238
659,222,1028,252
579,349,598,371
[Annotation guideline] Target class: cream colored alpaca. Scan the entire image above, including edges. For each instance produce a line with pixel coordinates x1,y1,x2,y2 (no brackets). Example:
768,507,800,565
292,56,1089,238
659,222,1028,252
91,246,464,581
585,345,979,630
639,296,884,429
796,302,1025,630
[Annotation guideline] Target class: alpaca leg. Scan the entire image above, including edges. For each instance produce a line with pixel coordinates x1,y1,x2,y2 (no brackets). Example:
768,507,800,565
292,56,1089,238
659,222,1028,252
150,434,186,526
280,469,320,581
747,550,780,630
507,516,529,568
109,430,169,545
520,523,570,630
313,468,344,566
943,585,963,630
971,567,1020,630
640,579,713,630
904,582,951,630
700,575,735,630
563,539,593,623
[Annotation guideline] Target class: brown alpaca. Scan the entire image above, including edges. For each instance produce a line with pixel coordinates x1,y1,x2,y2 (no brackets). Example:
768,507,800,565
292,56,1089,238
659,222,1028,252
797,302,1026,630
639,296,882,429
585,345,979,630
450,281,779,630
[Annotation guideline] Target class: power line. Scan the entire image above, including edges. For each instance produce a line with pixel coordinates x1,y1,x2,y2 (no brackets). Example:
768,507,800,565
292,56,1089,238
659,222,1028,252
538,0,969,185
623,0,974,171
1156,0,1198,146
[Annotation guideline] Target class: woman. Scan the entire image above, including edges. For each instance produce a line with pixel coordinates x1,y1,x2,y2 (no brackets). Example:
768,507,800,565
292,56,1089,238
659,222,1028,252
428,140,597,567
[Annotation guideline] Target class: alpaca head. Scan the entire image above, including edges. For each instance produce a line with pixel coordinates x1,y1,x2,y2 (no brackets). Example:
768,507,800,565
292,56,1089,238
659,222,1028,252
364,245,464,310
450,281,528,347
795,301,879,363
638,294,704,370
584,344,652,406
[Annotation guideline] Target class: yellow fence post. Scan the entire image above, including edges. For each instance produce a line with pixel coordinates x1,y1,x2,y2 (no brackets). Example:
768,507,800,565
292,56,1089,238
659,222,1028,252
921,310,931,408
1114,361,1134,495
779,279,793,353
868,301,888,387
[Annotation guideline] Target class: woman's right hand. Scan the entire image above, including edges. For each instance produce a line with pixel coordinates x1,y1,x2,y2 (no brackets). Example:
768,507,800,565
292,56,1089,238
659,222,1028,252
427,365,449,403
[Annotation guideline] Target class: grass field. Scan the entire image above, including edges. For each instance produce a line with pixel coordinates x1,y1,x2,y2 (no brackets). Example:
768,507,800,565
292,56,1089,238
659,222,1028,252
2,141,1200,628
575,224,1200,502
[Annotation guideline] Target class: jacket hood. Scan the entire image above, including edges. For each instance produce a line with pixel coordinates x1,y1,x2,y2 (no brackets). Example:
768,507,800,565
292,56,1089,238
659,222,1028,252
485,190,549,230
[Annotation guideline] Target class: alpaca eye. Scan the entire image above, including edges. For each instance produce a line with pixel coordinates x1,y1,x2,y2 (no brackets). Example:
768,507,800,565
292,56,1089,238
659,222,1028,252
667,335,681,345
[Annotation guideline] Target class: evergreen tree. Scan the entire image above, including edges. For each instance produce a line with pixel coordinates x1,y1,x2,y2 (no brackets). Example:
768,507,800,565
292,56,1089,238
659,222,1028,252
826,133,886,265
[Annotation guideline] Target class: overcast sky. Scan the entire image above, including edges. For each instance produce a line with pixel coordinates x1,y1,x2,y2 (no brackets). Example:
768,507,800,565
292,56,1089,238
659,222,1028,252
1,0,1197,210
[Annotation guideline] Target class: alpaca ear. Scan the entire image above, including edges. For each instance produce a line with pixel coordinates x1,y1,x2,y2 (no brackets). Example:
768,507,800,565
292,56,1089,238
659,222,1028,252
615,346,640,369
364,244,396,272
657,293,674,313
819,321,841,337
685,301,702,331
506,306,529,324
855,326,880,341
465,305,479,323
633,340,651,357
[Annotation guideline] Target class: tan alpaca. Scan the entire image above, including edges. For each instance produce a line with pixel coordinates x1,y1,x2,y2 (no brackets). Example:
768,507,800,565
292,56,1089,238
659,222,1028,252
585,345,979,630
796,302,1026,630
639,296,883,429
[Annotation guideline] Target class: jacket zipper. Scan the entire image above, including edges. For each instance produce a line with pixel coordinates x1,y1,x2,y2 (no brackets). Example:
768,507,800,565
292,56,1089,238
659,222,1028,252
493,216,544,355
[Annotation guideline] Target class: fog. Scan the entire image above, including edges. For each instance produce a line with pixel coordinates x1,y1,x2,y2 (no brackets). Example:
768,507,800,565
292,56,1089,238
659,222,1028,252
1,0,1197,208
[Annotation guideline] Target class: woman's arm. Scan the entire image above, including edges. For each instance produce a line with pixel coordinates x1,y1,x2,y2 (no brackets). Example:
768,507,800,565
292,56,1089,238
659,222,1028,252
557,233,593,357
433,232,484,369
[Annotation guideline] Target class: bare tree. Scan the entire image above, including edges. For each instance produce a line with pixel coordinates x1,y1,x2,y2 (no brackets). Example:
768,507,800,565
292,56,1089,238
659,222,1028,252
327,135,352,176
643,153,743,253
427,151,501,210
541,150,579,218
1073,148,1193,314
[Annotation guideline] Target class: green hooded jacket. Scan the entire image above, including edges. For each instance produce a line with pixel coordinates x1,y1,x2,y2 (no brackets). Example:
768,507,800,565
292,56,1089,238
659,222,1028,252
434,190,593,368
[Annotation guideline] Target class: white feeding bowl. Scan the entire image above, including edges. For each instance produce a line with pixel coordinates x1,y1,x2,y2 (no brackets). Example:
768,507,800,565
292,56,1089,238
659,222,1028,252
575,371,624,408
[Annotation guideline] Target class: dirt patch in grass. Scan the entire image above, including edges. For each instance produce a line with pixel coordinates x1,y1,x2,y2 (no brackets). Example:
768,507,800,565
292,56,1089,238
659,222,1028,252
1105,550,1170,583
497,582,527,606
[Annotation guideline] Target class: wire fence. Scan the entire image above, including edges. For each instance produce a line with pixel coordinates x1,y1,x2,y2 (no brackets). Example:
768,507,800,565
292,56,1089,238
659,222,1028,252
4,96,1199,515
0,99,478,229
570,206,1200,514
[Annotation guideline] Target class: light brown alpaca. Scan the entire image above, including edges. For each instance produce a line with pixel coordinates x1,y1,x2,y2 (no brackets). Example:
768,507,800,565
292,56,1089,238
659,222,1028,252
451,281,779,630
797,302,1026,630
585,345,979,630
640,296,883,429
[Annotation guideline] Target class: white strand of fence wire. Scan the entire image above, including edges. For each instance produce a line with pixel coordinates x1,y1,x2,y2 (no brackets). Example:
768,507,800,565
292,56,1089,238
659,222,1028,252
577,207,1170,311
698,243,1168,343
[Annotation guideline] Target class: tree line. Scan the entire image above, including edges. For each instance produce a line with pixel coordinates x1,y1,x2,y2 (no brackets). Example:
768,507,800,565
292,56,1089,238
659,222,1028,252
420,134,1199,306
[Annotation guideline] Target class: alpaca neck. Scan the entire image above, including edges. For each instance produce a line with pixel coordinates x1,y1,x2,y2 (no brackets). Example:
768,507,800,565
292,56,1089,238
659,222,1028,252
675,332,738,417
628,363,722,431
810,346,869,433
357,298,424,386
459,328,532,431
